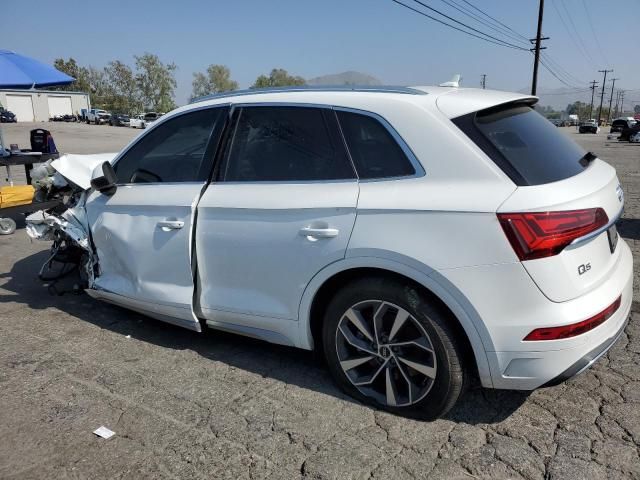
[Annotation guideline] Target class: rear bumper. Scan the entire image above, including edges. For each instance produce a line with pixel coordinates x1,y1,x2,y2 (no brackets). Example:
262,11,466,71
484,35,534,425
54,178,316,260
541,314,629,387
440,239,633,390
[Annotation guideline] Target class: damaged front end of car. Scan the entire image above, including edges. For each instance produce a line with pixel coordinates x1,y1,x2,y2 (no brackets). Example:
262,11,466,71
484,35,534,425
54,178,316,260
25,154,116,293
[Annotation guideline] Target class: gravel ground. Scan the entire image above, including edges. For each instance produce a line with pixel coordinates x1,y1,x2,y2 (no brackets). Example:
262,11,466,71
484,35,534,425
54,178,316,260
0,124,639,479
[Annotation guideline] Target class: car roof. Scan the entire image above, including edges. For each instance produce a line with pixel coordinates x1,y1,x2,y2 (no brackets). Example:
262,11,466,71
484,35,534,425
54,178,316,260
171,85,537,121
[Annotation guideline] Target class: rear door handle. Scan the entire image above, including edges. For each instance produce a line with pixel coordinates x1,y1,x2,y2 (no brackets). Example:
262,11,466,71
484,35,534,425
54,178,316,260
299,227,339,238
157,220,184,231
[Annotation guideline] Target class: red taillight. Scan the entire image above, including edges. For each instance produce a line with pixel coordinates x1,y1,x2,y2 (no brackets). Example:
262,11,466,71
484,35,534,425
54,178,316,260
498,208,608,261
524,295,621,341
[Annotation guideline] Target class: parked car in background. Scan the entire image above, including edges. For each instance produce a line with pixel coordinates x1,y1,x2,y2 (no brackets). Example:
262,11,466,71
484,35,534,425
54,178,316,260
144,111,163,126
109,113,130,127
610,118,636,133
618,122,640,142
26,86,632,420
50,114,78,122
0,108,16,123
129,112,163,129
129,114,146,129
87,109,111,125
579,119,599,134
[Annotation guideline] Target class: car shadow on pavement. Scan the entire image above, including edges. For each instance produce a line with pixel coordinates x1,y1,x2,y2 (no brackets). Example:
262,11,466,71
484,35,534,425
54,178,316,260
617,218,640,241
1,250,528,424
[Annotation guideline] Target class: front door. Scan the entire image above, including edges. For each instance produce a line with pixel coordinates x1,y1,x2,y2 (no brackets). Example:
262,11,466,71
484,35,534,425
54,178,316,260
85,106,228,328
195,105,359,335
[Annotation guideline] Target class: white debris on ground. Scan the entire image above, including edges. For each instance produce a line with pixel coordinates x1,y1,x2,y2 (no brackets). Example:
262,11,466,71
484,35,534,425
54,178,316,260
93,426,115,440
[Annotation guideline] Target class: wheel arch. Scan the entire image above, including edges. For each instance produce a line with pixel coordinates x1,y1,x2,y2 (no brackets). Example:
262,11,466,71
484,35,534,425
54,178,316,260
298,256,495,388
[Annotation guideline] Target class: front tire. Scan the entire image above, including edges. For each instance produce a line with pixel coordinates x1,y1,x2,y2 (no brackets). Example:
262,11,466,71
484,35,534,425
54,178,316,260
0,218,17,235
322,277,466,420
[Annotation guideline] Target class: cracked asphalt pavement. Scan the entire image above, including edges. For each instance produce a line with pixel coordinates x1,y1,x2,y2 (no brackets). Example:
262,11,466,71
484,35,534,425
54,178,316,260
0,124,639,479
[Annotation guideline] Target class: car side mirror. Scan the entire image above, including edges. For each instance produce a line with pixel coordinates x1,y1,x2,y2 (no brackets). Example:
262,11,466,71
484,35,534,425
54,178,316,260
90,161,118,195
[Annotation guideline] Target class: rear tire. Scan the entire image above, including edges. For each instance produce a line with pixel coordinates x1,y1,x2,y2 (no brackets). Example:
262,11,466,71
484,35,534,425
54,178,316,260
322,277,467,420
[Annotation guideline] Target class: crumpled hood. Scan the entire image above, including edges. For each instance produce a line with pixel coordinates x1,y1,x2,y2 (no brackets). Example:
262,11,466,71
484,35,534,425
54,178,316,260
51,153,118,190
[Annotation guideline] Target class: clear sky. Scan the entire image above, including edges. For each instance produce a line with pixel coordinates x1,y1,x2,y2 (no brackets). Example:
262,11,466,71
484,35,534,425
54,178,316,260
4,0,638,105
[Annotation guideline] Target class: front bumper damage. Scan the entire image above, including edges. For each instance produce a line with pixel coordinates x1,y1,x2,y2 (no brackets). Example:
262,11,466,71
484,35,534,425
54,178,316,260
25,153,115,290
26,200,96,287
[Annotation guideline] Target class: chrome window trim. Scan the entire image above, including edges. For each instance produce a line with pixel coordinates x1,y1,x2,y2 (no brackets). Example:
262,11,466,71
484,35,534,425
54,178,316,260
110,103,231,186
219,103,425,183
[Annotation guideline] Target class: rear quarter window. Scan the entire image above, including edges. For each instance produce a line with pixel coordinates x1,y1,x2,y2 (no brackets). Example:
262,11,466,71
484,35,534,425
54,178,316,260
336,110,416,180
453,104,588,186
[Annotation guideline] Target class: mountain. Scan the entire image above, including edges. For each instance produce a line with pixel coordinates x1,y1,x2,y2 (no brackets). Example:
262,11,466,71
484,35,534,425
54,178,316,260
307,71,382,86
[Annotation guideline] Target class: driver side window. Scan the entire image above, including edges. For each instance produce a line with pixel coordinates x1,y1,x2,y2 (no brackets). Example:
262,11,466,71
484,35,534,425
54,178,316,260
114,108,224,184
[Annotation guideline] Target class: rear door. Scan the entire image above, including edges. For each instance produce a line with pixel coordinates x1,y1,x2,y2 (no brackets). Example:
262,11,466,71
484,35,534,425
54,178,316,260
85,106,228,326
195,105,359,327
454,104,624,302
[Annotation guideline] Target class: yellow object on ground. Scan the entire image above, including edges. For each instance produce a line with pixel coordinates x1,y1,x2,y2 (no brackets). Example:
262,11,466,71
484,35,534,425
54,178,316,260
0,185,35,209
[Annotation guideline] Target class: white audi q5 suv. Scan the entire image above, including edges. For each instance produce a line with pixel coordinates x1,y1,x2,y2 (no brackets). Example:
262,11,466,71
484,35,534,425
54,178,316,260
29,85,633,419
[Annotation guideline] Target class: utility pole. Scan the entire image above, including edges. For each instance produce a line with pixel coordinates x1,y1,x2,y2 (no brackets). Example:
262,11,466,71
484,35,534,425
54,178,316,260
588,80,598,120
530,0,548,95
597,69,613,125
607,78,618,123
614,90,621,118
480,74,486,89
619,91,625,115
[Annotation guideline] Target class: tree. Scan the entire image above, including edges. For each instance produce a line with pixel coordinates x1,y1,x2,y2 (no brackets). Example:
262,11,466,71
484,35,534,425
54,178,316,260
83,66,110,109
534,104,560,119
634,105,640,114
53,57,92,93
191,65,238,101
104,60,140,113
251,68,305,88
566,101,591,120
134,53,177,112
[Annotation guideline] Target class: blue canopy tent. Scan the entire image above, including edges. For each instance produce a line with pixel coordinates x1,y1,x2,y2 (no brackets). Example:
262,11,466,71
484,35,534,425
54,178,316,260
0,50,74,157
0,50,74,89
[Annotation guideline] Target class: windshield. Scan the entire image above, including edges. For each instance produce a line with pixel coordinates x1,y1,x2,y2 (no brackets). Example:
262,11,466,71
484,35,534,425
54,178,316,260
454,104,588,186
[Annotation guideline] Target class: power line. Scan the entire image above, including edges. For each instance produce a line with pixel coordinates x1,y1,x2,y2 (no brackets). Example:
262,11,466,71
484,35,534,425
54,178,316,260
551,0,596,70
541,52,587,86
437,0,529,46
410,0,529,49
390,0,528,50
558,0,596,65
458,0,530,42
581,0,608,66
447,0,584,92
538,56,580,89
535,88,591,95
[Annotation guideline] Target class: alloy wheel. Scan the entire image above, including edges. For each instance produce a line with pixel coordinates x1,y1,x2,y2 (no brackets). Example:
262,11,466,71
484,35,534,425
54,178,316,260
335,300,437,407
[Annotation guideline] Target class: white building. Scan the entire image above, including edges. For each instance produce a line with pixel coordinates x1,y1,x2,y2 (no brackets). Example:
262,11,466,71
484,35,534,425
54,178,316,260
0,89,90,122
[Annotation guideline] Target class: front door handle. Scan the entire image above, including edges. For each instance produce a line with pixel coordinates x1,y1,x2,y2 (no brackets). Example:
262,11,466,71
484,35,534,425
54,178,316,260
299,227,339,238
157,220,184,231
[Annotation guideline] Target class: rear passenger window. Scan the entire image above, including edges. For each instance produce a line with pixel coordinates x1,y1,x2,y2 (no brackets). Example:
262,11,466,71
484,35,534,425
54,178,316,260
114,108,224,184
222,106,355,182
337,111,416,179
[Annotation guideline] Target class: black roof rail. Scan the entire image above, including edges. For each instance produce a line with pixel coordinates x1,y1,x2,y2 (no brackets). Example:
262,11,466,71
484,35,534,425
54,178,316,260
189,85,427,104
